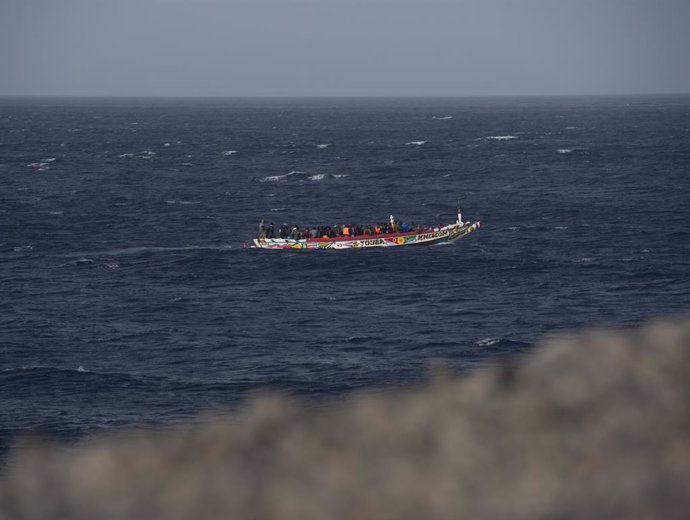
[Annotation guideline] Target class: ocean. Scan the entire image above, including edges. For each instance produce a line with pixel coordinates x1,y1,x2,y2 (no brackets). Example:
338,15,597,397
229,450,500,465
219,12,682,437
1,95,689,461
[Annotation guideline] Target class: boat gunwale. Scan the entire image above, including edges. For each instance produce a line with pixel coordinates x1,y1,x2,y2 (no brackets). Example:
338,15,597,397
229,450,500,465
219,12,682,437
302,227,452,243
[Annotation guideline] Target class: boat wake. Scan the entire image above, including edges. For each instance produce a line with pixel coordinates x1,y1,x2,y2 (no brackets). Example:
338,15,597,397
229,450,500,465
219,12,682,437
61,245,234,258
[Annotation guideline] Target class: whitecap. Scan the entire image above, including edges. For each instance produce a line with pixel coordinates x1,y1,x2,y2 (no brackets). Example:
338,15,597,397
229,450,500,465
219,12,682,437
557,148,573,154
76,365,86,372
13,245,34,252
258,171,303,182
49,211,64,216
574,257,593,263
476,337,501,347
118,153,134,158
485,135,517,140
316,144,331,149
259,174,289,182
42,157,56,162
222,150,238,156
104,263,119,269
27,162,50,169
139,150,156,159
332,174,349,179
163,143,171,147
165,200,197,205
405,141,427,146
554,226,568,230
432,116,453,120
308,173,328,181
565,126,577,130
270,207,286,212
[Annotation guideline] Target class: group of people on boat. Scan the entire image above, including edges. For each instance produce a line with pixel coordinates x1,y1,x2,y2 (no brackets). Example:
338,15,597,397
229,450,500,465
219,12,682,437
258,216,430,241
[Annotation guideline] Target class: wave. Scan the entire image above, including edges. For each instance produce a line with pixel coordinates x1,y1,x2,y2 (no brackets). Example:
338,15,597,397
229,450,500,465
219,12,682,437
56,257,96,267
259,174,291,182
62,245,233,258
405,141,427,146
257,171,346,183
557,148,573,154
1,365,91,375
0,365,159,392
165,200,198,205
26,162,52,171
316,144,331,149
432,116,453,120
476,337,502,347
119,151,156,159
222,150,238,156
475,338,531,351
484,135,517,141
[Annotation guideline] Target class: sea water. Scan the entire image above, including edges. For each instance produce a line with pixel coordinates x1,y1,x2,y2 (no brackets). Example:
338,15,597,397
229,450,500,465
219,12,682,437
1,95,689,460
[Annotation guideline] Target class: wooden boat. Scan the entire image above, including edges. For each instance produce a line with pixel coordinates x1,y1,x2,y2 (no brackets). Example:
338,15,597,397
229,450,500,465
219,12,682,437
252,208,480,250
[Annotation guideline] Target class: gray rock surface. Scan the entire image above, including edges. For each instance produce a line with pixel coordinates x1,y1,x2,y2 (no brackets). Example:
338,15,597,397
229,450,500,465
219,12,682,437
2,316,689,519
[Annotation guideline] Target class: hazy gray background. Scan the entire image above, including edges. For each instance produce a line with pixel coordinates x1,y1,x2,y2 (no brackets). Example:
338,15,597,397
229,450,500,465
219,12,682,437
1,0,689,97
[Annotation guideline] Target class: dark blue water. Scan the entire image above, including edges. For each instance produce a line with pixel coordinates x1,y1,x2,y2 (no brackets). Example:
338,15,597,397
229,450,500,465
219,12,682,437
2,95,689,459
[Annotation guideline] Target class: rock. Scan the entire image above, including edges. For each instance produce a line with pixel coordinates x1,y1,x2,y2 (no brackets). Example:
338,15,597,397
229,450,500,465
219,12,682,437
1,315,689,519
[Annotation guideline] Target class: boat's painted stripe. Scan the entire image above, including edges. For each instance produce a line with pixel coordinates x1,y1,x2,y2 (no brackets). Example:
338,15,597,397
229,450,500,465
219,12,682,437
252,221,480,250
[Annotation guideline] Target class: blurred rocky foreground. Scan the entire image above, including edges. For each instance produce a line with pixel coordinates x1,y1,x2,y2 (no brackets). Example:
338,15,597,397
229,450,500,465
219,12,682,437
2,316,690,520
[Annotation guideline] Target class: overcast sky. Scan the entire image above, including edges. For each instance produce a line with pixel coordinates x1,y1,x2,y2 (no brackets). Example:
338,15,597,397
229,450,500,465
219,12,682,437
1,0,689,97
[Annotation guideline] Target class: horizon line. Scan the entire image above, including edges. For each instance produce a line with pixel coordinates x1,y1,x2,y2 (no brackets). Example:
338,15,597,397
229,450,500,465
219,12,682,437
1,92,689,101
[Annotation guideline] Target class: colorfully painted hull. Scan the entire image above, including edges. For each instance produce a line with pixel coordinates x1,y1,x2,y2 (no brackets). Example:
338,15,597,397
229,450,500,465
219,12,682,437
252,221,480,250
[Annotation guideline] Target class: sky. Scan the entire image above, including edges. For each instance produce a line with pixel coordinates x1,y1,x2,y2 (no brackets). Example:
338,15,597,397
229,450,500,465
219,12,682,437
1,0,689,97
